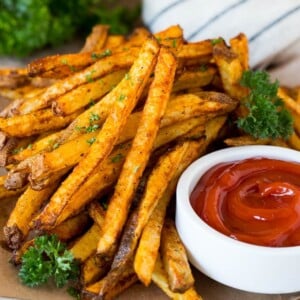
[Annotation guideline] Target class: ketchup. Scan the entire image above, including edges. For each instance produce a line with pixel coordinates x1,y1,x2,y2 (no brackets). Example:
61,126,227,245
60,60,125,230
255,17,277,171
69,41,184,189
190,157,300,247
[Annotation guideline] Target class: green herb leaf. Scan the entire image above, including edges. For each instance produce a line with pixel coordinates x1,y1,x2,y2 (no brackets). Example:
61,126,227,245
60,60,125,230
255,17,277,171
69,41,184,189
87,137,96,145
91,49,112,60
237,70,293,139
19,235,79,288
211,38,222,46
85,70,96,83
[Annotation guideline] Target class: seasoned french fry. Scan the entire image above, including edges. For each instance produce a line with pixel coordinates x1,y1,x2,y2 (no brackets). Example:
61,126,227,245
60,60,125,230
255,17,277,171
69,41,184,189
3,181,60,249
230,33,249,71
69,223,101,262
87,201,106,227
278,87,300,115
0,175,25,200
83,265,138,300
81,254,111,286
177,40,213,66
161,219,194,293
134,139,205,286
0,109,81,137
172,67,216,92
48,211,91,241
213,41,247,99
152,255,202,300
19,48,140,114
52,70,127,115
0,68,29,88
33,38,159,230
103,35,126,49
80,24,110,53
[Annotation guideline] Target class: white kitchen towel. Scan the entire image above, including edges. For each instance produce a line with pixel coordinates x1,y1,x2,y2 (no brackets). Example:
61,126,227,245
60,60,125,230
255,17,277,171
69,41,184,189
142,0,300,71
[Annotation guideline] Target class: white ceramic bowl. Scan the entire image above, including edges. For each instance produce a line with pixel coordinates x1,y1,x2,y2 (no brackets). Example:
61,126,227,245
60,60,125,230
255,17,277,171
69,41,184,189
176,145,300,294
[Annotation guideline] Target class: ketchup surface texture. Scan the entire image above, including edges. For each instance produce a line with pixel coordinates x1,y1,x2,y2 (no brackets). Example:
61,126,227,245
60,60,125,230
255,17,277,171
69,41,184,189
190,157,300,247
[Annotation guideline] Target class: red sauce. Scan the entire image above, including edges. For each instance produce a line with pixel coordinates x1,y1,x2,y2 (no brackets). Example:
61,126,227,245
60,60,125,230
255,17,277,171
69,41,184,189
190,157,300,247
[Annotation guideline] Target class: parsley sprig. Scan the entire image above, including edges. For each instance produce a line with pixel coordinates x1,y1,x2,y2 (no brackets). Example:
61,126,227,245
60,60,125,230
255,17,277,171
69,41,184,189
237,70,293,139
19,235,79,288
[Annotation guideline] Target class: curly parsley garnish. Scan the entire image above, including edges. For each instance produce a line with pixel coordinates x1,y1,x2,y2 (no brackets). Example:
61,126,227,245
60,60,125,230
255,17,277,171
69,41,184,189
19,235,79,288
237,70,293,139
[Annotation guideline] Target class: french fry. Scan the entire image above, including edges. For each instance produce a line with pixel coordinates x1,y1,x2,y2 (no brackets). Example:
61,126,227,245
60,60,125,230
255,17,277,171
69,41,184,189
230,33,249,71
103,35,126,49
97,46,177,256
213,41,247,99
52,70,127,115
0,109,81,137
82,265,138,300
10,130,64,163
0,175,25,200
80,24,110,53
87,201,106,227
69,223,101,262
33,38,159,230
152,255,202,300
3,181,60,249
0,68,29,88
19,48,140,114
161,219,194,293
81,254,111,286
134,138,205,286
278,87,300,115
172,67,216,92
48,211,91,241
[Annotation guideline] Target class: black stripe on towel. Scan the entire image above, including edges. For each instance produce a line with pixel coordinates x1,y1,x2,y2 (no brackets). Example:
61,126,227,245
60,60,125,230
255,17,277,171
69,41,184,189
148,0,187,27
249,5,300,42
187,0,248,40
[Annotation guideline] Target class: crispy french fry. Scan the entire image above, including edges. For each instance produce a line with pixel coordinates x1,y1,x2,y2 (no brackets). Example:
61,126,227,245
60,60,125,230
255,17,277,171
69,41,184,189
161,219,194,293
0,109,81,137
0,68,29,88
0,175,25,200
288,132,300,151
103,35,126,49
97,46,177,256
230,33,249,71
19,48,140,114
152,255,202,300
3,181,59,249
80,25,110,53
69,223,101,262
278,87,300,115
87,201,106,227
213,41,247,99
177,40,213,66
10,130,63,163
81,254,111,286
134,139,205,286
172,67,216,92
52,70,127,115
33,38,160,230
82,265,138,300
48,211,91,241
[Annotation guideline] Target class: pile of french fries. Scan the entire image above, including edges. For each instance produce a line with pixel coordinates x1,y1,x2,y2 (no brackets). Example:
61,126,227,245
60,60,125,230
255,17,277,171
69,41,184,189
1,24,300,299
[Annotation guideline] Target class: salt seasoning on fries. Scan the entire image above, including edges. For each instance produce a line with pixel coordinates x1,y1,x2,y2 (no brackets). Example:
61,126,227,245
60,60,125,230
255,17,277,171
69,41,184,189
1,22,296,300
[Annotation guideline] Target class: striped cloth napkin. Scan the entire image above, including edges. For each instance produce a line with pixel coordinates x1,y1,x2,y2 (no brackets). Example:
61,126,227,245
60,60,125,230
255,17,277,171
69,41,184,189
142,0,300,85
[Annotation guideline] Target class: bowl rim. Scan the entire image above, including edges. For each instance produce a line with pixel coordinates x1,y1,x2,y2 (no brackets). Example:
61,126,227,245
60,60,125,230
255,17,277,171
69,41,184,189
176,144,300,254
